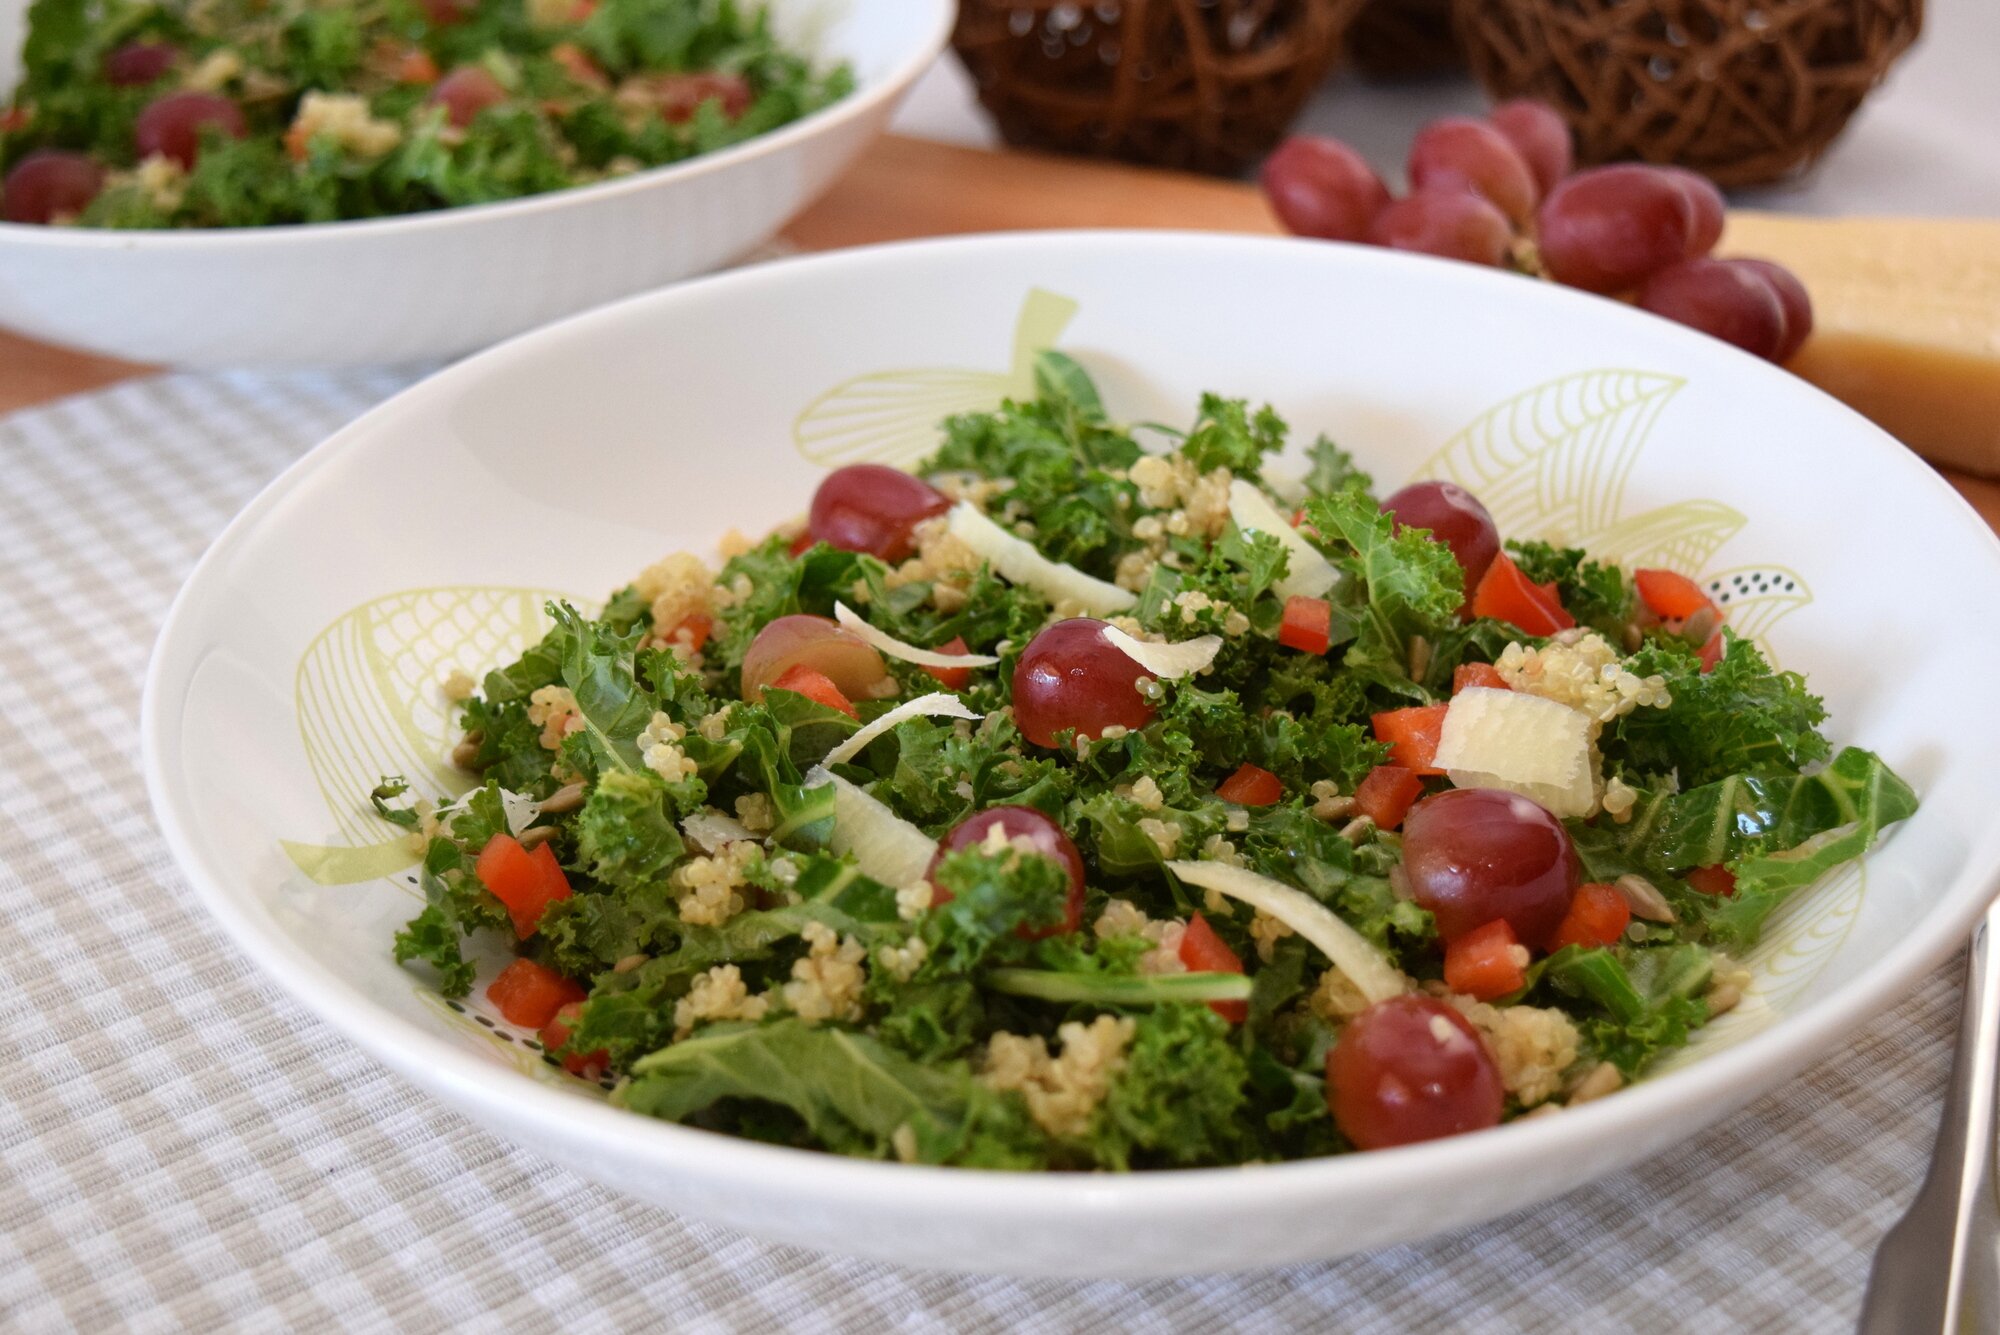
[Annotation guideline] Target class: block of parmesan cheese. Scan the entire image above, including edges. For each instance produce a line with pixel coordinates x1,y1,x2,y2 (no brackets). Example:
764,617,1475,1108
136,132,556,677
1720,214,2000,478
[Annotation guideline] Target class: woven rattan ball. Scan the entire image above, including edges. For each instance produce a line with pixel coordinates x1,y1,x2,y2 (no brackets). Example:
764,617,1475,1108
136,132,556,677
952,0,1367,175
1346,0,1465,79
1454,0,1922,187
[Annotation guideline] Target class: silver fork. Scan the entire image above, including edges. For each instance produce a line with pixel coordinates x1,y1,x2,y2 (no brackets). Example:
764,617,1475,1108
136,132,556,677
1858,902,2000,1333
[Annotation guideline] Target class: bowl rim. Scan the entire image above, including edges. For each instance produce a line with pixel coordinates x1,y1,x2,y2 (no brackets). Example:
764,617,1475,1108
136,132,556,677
141,229,2000,1220
0,0,952,249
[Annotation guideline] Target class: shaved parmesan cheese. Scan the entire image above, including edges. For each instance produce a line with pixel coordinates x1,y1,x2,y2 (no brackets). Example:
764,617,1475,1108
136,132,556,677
834,602,1000,670
805,765,937,887
1226,479,1339,601
1433,687,1597,818
1167,861,1405,1004
1101,625,1221,680
945,502,1137,616
682,808,756,853
820,692,981,768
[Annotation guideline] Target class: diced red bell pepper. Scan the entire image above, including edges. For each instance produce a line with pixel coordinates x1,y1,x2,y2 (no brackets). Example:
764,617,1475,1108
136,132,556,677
663,612,713,654
1277,595,1333,655
1353,764,1423,830
1548,882,1632,952
487,958,585,1029
1685,865,1737,897
539,1001,610,1079
770,663,859,719
1372,703,1449,775
476,833,573,938
1179,911,1249,1023
1698,629,1726,674
393,46,440,84
1634,568,1715,622
1452,662,1509,693
923,635,975,691
1216,762,1283,807
1443,920,1529,1001
548,41,605,87
1471,553,1575,636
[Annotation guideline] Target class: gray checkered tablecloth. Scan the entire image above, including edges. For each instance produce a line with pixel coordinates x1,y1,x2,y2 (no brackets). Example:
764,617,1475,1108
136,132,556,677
0,370,1961,1331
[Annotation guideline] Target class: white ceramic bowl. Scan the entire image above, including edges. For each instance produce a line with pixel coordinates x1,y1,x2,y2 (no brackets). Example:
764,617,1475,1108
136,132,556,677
0,0,949,367
143,232,2000,1277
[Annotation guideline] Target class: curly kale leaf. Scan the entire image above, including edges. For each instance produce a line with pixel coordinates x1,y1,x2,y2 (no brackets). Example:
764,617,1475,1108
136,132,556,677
1303,490,1463,687
1180,395,1288,478
1606,632,1829,784
922,382,1141,579
577,770,687,892
1089,1006,1249,1169
620,1019,1049,1167
1301,435,1373,500
920,845,1068,975
393,837,509,998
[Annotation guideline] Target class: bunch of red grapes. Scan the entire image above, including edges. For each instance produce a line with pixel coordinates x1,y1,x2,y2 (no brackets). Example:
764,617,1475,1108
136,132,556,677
1260,101,1811,364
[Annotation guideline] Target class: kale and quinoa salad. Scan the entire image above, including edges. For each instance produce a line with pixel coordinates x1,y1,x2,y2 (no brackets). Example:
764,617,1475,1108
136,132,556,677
0,0,850,228
375,355,1915,1168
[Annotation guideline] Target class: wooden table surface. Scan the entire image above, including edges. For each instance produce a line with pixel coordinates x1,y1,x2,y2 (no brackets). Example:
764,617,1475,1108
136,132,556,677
6,134,1998,530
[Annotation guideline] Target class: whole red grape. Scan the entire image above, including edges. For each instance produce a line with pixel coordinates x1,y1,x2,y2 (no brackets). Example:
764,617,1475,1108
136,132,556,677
1261,135,1391,243
1487,100,1571,196
134,91,246,168
1,150,105,224
103,41,177,87
1408,117,1539,224
1660,166,1726,257
1638,258,1788,361
1368,187,1512,268
1536,164,1701,294
1011,618,1156,749
805,464,952,562
1401,788,1581,947
1734,258,1813,360
1328,995,1505,1150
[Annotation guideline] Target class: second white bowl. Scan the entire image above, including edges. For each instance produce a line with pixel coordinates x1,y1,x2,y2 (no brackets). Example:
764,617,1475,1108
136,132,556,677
0,0,950,367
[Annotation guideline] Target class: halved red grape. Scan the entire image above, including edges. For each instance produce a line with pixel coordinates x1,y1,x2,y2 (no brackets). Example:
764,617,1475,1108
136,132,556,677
430,66,508,128
1637,258,1787,361
1735,257,1813,361
805,464,952,562
739,614,893,703
1407,117,1538,223
928,806,1087,937
1011,618,1155,749
1487,99,1571,196
1367,187,1512,267
134,91,246,168
1401,787,1580,947
1,151,105,224
419,0,477,25
647,72,753,124
1328,995,1504,1150
1380,480,1501,601
1260,135,1391,243
1536,164,1699,294
103,41,177,87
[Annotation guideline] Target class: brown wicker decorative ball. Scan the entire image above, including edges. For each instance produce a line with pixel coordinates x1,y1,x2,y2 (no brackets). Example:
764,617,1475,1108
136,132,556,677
951,0,1368,176
1346,0,1465,80
1453,0,1922,187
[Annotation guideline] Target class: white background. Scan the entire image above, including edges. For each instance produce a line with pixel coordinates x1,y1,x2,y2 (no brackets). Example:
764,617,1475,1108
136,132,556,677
892,0,2000,217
